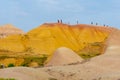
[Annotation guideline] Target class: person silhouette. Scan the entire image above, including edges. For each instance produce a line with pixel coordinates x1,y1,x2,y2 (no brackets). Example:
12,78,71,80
60,19,62,23
57,20,60,23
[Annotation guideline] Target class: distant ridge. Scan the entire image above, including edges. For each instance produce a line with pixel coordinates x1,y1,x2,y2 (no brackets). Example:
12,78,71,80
0,24,24,38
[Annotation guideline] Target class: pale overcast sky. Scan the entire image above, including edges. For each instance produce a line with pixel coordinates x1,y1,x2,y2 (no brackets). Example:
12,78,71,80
0,0,120,31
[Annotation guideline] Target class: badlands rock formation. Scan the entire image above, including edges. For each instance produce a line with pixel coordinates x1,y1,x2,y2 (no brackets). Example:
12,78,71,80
0,23,120,80
27,23,111,54
0,23,111,54
0,23,116,68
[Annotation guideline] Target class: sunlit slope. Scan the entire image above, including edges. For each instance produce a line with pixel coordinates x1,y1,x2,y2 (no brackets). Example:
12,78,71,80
27,23,110,55
0,23,114,67
0,23,112,55
0,35,25,52
0,24,25,52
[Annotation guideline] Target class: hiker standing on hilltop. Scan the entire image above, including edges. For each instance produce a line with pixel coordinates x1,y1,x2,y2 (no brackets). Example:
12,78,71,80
57,20,60,23
60,19,62,23
96,23,98,25
77,21,79,24
91,22,93,24
57,19,63,23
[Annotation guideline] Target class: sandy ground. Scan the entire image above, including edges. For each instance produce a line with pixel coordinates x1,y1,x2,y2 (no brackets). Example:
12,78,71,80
0,67,54,80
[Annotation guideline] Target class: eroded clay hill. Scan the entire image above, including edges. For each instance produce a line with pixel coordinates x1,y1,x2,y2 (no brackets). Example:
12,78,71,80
0,23,117,67
0,23,114,55
27,23,113,55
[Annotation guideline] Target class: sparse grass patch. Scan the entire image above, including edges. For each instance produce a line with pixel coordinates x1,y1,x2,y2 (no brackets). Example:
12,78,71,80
21,55,48,67
79,52,100,59
0,78,16,80
48,78,57,80
77,42,105,59
0,54,48,67
8,63,15,67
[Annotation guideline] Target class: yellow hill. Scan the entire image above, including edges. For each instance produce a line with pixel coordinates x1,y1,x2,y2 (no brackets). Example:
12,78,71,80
0,23,114,66
27,23,111,55
0,23,112,54
0,35,25,52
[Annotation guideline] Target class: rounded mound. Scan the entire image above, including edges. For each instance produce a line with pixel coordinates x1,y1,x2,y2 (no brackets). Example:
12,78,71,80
45,47,83,66
0,24,24,38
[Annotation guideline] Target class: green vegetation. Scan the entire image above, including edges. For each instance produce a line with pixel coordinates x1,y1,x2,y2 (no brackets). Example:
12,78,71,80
79,52,100,59
0,78,16,80
0,54,48,67
77,42,105,59
21,55,48,67
8,63,15,67
49,78,57,80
